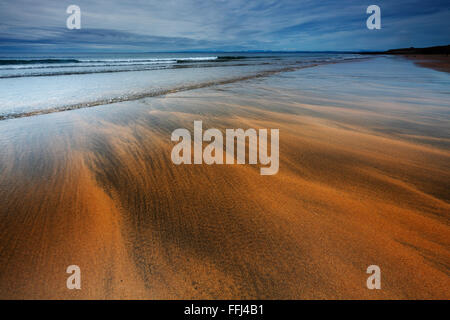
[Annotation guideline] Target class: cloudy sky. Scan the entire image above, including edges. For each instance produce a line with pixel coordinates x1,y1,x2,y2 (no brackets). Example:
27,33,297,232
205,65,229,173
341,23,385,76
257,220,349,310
0,0,449,52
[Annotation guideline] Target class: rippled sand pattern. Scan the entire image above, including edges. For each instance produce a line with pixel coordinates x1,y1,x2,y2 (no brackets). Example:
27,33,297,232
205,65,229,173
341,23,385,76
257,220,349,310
0,58,449,299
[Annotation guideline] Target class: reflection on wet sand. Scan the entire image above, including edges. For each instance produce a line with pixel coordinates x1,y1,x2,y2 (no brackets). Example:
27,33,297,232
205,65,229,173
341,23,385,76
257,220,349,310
0,58,449,299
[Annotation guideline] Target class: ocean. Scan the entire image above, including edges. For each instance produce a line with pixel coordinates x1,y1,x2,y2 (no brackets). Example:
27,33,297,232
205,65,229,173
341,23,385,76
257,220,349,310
0,52,365,119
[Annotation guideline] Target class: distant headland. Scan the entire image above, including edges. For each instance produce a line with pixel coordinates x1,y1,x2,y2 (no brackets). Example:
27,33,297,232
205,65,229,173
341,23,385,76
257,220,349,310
363,44,449,55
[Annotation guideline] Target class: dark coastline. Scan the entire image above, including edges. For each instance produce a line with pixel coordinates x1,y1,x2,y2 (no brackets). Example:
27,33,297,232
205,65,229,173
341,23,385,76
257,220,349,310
358,44,449,55
360,45,450,73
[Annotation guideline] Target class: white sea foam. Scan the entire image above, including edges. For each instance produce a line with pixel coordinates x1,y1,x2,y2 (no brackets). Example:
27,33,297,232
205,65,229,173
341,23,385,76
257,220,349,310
0,53,369,119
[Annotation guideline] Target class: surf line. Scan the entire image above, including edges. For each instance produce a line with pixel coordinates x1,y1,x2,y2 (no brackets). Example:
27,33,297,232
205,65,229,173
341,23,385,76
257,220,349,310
171,120,279,175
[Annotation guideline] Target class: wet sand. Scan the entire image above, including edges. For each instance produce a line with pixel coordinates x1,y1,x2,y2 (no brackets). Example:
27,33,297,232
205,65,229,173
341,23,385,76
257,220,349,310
0,58,449,299
405,54,450,73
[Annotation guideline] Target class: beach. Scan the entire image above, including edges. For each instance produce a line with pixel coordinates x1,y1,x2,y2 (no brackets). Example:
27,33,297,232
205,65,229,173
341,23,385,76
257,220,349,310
406,54,450,73
0,56,449,299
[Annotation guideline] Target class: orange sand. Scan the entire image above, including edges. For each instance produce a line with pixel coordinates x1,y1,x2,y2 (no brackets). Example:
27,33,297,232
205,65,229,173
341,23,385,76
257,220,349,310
0,66,449,299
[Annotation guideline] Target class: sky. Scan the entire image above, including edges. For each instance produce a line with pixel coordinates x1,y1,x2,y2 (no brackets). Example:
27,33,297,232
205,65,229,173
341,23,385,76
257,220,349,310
0,0,449,53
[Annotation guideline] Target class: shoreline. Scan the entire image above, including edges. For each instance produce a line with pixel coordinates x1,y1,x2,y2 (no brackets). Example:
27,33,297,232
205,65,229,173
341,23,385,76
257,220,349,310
403,54,450,73
360,44,450,73
0,57,369,122
0,56,448,299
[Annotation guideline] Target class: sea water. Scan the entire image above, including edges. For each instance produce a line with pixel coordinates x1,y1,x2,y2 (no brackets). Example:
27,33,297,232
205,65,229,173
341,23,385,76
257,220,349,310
0,52,364,119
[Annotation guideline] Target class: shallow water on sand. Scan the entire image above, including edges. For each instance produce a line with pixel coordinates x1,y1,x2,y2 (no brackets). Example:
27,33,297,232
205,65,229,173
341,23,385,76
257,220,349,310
0,52,364,119
0,57,448,299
